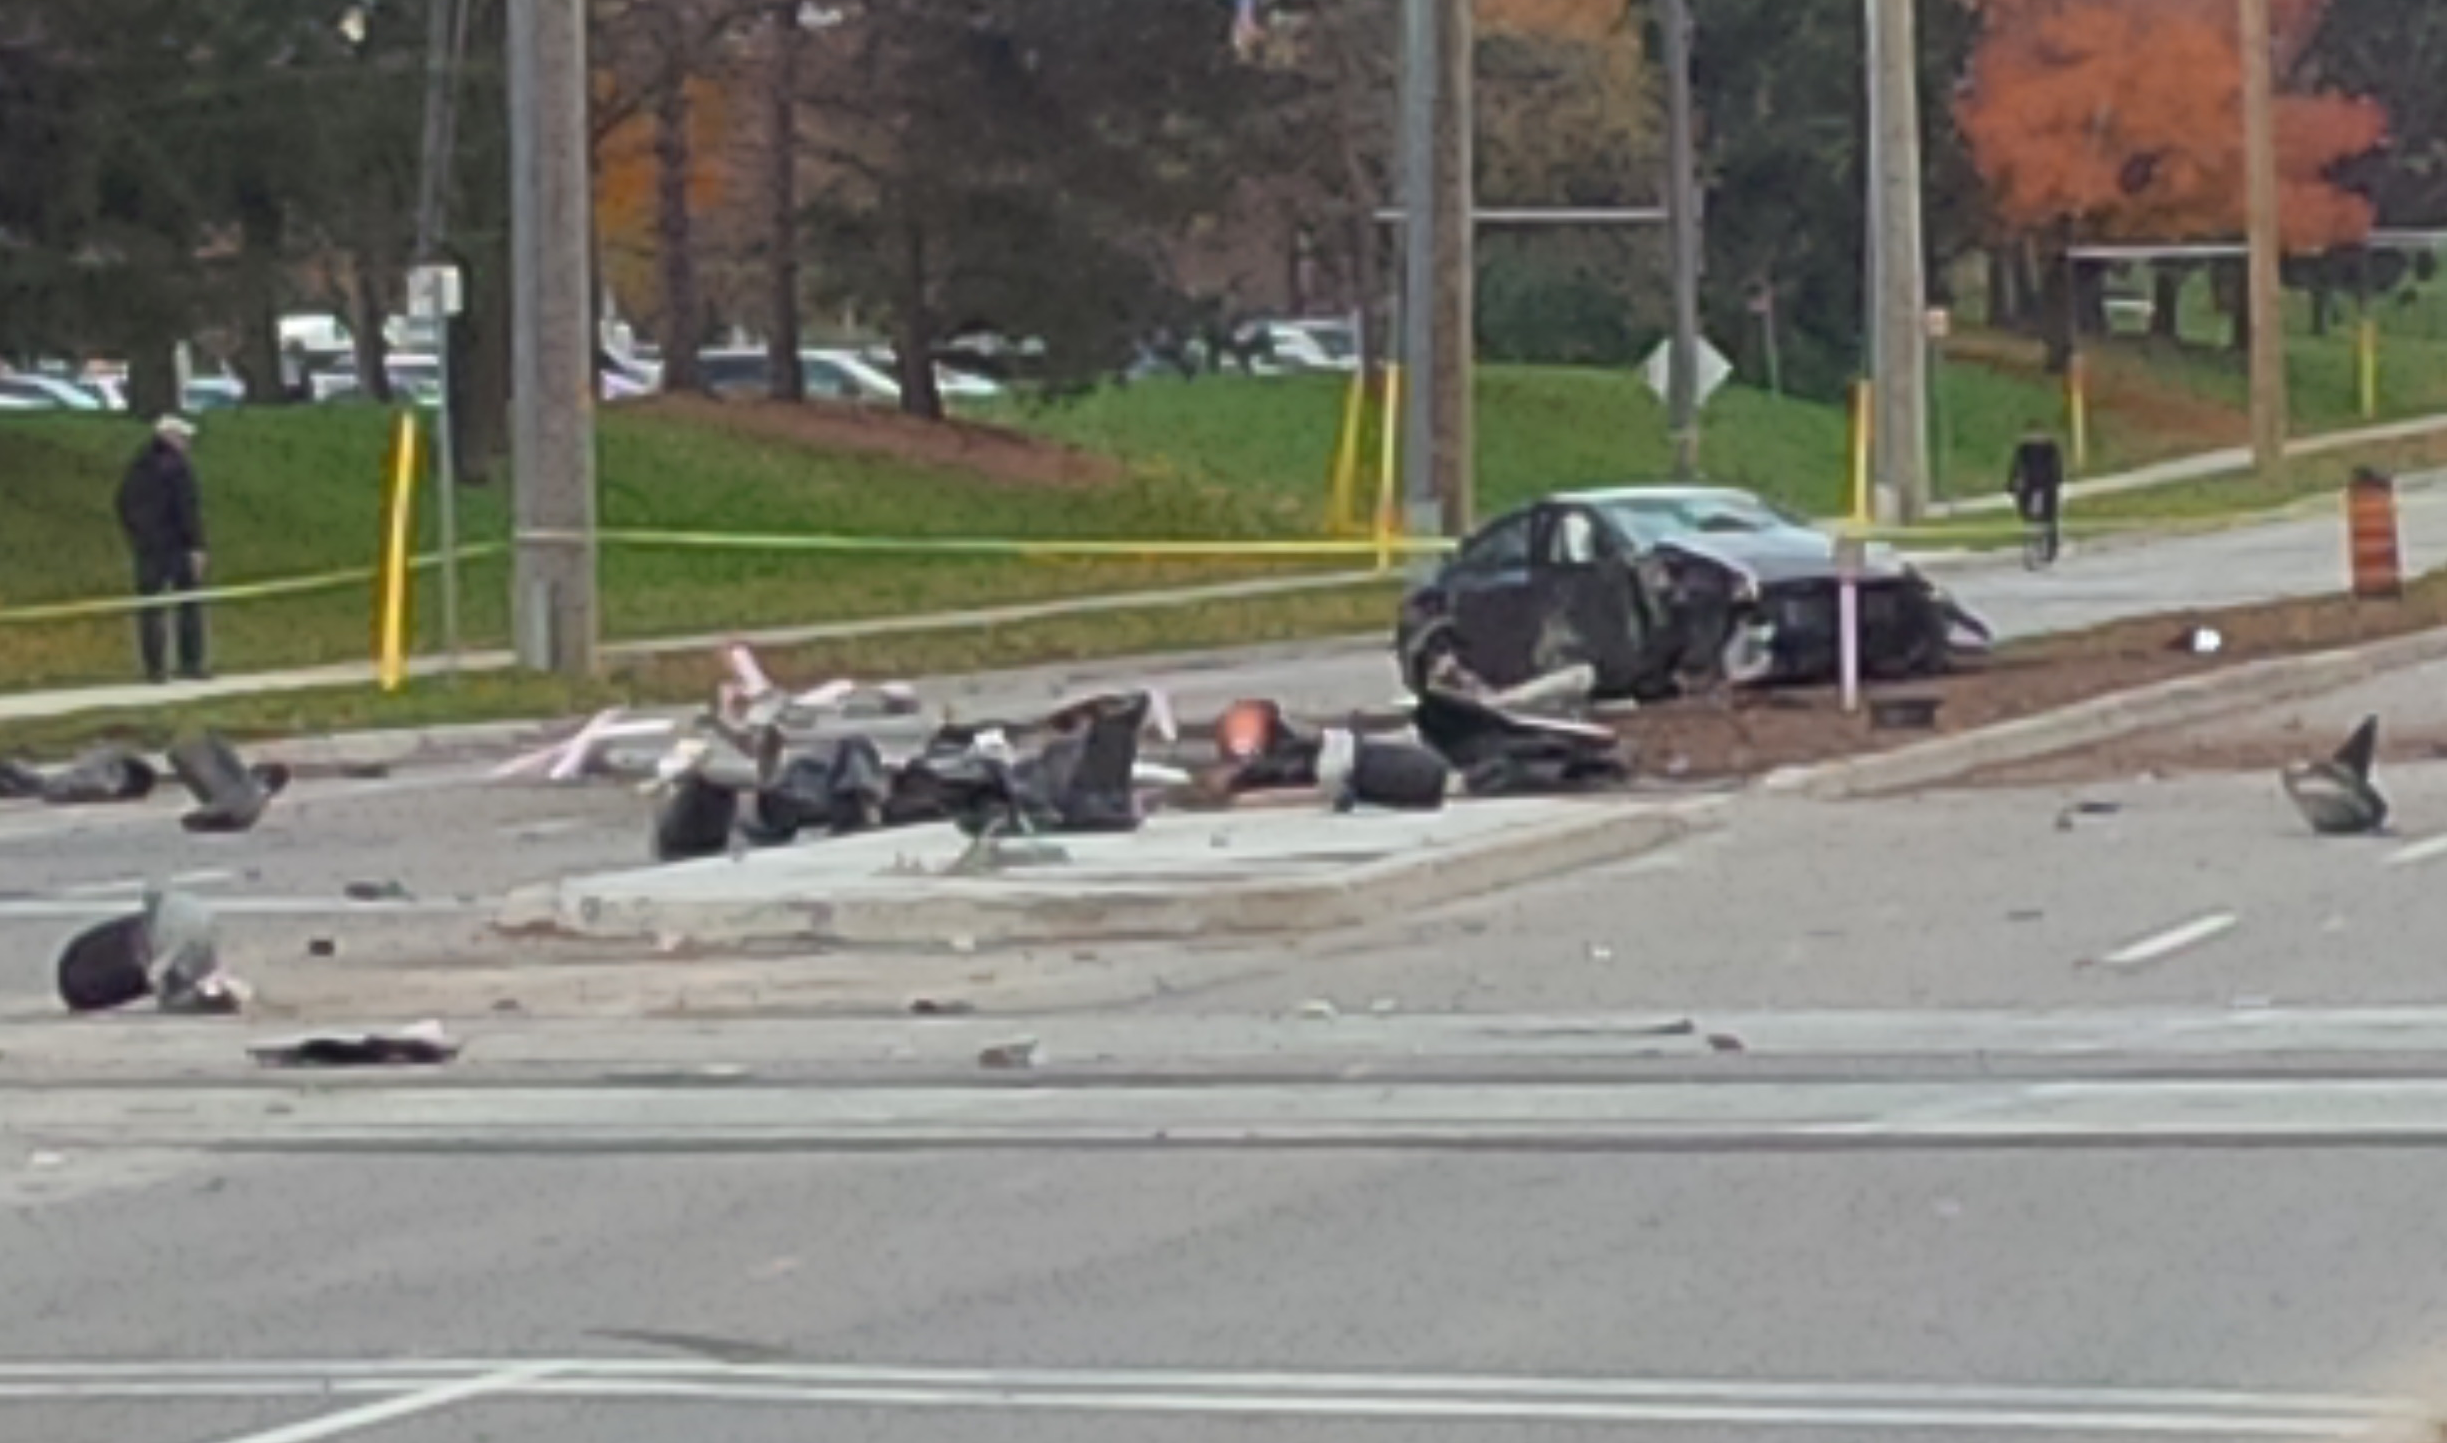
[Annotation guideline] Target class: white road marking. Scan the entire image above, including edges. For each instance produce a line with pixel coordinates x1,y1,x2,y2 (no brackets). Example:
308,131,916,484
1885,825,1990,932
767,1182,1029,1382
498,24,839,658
197,1363,559,1443
2384,832,2447,869
0,896,484,921
2098,912,2239,972
0,1360,2421,1437
57,868,239,898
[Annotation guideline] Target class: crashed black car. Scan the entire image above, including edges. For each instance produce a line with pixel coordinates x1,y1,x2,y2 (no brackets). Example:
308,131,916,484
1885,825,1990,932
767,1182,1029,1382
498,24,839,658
1394,484,1993,700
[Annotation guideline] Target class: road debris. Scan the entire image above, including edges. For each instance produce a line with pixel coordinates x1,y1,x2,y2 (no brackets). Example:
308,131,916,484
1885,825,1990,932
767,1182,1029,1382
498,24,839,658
1295,999,1339,1020
977,1037,1041,1070
1706,1032,1747,1053
1410,683,1632,797
55,888,247,1015
249,1020,460,1068
342,880,415,902
2281,715,2389,836
19,745,159,806
909,997,976,1016
167,732,289,833
1868,696,1941,731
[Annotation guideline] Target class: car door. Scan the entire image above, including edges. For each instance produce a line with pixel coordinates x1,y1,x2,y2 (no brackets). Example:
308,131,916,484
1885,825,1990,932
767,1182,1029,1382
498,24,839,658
1439,510,1543,689
1528,504,1656,695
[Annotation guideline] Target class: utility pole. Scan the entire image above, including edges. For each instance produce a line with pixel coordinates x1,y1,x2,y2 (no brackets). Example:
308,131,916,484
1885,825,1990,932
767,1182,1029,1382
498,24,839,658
1661,0,1702,481
507,0,600,676
1398,0,1475,554
2239,0,2288,473
1869,0,1930,523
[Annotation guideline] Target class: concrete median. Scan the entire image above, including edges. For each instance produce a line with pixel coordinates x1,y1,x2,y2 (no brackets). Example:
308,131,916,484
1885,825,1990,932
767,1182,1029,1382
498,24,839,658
496,792,1726,949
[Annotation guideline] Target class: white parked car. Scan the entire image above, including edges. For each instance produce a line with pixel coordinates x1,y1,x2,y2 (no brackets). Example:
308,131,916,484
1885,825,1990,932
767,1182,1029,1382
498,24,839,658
1256,317,1360,373
852,347,1004,401
0,373,109,411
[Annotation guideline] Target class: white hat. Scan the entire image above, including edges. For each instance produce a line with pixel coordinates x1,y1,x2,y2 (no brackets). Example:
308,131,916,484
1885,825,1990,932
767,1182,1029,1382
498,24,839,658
155,414,196,440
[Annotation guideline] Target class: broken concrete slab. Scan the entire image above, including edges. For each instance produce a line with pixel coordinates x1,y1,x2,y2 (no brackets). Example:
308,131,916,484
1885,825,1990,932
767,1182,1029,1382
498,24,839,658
499,794,1721,949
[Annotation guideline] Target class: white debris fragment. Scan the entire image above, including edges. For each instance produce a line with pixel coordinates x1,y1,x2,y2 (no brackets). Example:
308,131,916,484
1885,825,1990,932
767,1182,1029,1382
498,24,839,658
978,1037,1041,1070
1296,998,1339,1021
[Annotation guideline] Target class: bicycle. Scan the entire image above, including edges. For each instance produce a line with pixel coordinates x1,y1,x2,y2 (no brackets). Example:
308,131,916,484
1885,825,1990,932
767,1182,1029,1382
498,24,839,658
2021,499,2061,571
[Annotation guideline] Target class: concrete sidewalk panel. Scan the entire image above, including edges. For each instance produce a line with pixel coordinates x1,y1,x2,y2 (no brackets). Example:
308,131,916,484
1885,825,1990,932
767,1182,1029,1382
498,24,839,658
497,795,1723,948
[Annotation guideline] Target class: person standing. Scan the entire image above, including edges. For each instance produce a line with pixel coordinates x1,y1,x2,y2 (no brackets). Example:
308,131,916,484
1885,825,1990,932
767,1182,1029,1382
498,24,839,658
2006,420,2066,567
116,414,210,682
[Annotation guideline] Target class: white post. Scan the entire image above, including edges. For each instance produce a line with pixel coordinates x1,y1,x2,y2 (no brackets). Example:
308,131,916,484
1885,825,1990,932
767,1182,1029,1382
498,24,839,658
1836,534,1865,714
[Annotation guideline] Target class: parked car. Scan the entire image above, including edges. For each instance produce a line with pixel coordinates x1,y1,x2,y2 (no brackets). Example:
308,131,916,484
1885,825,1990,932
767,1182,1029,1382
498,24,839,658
852,347,1005,401
0,373,109,411
1258,317,1360,373
1393,483,1993,700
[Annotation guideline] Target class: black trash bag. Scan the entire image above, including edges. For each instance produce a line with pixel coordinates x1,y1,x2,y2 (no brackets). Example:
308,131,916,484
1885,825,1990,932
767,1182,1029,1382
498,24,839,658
1339,740,1451,812
822,735,894,834
41,745,158,806
1412,687,1631,796
169,732,278,833
653,771,740,862
56,913,154,1012
1036,691,1149,832
2283,714,2389,837
738,753,829,847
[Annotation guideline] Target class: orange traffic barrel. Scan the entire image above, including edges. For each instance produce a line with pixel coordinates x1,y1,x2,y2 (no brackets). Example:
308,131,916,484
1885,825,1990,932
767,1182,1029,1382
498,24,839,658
2347,467,2403,599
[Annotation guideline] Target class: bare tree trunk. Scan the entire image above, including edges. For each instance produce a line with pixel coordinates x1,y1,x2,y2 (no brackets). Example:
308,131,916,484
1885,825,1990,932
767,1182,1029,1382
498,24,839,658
2150,266,2182,338
896,216,945,421
765,2,804,401
2038,240,2074,374
126,342,179,418
652,17,702,392
1985,245,2013,328
350,248,395,403
233,197,285,402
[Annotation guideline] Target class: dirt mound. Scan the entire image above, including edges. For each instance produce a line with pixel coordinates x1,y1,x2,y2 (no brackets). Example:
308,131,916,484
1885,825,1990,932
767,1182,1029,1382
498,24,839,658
629,393,1126,489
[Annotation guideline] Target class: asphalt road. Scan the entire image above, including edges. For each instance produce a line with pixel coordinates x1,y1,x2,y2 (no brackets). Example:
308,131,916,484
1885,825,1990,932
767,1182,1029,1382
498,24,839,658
9,502,2447,1443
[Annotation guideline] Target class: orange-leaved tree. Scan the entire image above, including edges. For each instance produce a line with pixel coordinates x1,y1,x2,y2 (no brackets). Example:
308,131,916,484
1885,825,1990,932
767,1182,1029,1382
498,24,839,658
1957,0,2385,363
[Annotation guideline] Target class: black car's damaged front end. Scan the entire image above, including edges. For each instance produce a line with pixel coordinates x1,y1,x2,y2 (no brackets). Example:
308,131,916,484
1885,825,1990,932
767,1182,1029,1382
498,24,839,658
1656,539,1994,684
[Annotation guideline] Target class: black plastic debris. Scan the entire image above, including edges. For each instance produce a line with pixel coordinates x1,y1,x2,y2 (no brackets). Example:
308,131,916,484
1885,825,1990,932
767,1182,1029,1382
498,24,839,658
54,889,237,1014
342,880,414,902
249,1021,459,1068
168,732,282,833
56,914,154,1012
2282,714,2389,836
1410,687,1630,796
38,745,158,806
909,997,977,1016
1337,739,1450,812
653,770,742,862
0,757,44,799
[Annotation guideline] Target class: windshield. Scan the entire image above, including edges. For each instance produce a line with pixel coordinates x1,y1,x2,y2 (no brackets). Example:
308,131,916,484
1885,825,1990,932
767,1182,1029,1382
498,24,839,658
1301,322,1357,360
1594,491,1809,548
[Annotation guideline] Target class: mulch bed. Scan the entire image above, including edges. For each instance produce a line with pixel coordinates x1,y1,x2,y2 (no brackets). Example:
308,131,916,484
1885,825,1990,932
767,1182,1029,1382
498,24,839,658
1615,575,2447,782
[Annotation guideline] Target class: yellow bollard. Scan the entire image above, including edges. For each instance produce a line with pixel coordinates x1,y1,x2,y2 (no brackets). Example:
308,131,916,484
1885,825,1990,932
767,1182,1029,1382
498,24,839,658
1327,364,1367,535
374,410,419,693
1373,364,1403,574
1847,378,1874,526
2357,316,2379,421
2065,352,2090,473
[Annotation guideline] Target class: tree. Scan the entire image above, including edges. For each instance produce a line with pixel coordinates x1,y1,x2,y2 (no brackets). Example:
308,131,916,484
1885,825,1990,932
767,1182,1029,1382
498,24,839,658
795,0,1264,417
1959,0,2387,364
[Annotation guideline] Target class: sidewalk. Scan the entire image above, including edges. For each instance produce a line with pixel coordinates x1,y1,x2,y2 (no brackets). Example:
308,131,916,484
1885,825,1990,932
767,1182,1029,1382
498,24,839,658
1926,412,2447,519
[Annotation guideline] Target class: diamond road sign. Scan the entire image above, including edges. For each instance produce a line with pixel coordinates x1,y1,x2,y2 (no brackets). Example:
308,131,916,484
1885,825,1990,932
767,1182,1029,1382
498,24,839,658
1642,336,1733,408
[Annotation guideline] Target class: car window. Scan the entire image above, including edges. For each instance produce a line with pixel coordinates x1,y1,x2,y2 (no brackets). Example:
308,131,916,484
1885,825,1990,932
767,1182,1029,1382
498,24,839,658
801,359,854,398
1540,507,1610,568
1451,514,1533,577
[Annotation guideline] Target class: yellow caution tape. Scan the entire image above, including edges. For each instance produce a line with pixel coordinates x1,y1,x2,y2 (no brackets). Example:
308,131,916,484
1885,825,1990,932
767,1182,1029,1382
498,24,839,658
521,528,1460,560
0,544,506,626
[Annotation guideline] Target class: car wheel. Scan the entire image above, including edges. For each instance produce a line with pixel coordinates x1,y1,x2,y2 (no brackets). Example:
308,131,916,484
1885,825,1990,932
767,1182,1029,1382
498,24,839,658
1402,617,1464,692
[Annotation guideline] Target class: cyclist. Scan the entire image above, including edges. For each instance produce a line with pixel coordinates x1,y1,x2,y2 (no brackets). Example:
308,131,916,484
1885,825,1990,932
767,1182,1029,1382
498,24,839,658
2007,421,2066,567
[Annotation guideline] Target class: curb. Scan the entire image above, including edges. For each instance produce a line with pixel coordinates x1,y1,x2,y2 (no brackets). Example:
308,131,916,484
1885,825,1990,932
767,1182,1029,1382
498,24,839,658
1760,624,2447,801
496,795,1725,949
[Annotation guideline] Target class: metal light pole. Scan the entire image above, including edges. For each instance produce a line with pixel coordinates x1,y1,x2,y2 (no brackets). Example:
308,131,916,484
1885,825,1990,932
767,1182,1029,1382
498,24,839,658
412,0,466,677
507,0,600,676
1661,0,1702,481
1868,0,1931,523
1398,0,1475,561
2239,0,2288,473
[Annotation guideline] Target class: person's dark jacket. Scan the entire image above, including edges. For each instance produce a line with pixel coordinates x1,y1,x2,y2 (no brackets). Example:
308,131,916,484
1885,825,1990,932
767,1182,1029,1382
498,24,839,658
117,440,205,559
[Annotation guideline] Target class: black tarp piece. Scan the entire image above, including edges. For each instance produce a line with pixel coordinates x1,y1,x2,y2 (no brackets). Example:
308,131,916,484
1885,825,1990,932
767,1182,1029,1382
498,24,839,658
2283,714,2389,836
1410,687,1632,796
36,746,159,806
653,770,742,861
168,732,285,833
